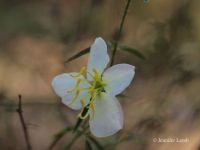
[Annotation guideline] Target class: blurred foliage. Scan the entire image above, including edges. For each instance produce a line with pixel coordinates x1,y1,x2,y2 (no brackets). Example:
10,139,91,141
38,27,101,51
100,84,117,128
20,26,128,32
0,3,50,36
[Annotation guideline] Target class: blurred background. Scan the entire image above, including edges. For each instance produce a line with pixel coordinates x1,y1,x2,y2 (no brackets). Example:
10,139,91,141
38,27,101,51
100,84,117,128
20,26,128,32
0,0,200,149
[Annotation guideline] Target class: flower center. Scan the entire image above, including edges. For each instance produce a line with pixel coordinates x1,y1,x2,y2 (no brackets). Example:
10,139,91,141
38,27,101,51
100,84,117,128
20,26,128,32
67,66,106,120
89,69,106,94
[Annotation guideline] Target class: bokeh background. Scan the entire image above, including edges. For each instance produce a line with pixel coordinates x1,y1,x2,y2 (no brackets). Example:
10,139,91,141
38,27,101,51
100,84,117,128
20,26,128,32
0,0,200,149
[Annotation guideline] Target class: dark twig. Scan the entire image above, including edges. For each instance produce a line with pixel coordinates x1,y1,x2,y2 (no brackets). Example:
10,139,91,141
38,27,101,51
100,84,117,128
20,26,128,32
110,0,132,66
16,94,32,150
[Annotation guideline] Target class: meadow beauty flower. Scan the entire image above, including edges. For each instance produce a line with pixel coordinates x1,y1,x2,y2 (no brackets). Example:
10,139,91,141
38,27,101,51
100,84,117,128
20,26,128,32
51,37,135,137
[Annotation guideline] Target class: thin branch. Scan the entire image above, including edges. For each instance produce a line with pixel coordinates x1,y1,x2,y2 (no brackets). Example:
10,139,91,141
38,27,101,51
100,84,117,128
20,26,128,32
47,126,73,150
47,106,89,150
63,126,89,150
63,131,82,150
110,0,132,66
16,94,32,150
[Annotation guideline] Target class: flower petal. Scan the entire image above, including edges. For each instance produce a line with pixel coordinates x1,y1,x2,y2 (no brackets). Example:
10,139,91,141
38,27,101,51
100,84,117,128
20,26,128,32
51,73,90,110
87,37,109,79
103,64,135,96
89,93,123,137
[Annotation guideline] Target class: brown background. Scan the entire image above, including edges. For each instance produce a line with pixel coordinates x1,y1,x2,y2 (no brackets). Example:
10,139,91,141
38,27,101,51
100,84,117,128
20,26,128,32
0,0,200,149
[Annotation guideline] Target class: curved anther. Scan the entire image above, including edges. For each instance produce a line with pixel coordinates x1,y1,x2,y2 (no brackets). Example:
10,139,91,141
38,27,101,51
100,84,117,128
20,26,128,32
68,89,80,105
90,103,95,121
78,99,89,119
78,99,86,118
70,66,86,78
67,78,82,93
92,68,99,76
66,66,106,121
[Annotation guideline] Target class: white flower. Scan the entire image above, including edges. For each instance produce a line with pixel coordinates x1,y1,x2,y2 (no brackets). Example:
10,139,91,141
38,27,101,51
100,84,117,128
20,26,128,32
51,37,135,137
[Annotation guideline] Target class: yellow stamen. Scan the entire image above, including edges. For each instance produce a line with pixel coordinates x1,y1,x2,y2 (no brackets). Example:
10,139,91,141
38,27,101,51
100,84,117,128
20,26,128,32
68,90,80,105
92,68,99,76
90,103,95,121
79,102,90,119
79,87,90,91
79,112,89,119
78,99,85,118
89,91,97,107
70,66,86,77
67,78,82,93
65,66,106,121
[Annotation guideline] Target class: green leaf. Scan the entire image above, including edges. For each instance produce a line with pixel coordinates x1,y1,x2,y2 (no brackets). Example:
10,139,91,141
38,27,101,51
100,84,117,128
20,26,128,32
65,47,90,63
85,139,93,150
87,135,104,150
118,45,146,60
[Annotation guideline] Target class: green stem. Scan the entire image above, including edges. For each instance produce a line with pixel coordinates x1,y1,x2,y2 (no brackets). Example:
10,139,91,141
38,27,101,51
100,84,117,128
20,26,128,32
47,127,73,150
63,127,88,150
110,0,132,66
73,105,89,132
64,107,89,149
63,132,82,150
47,106,89,150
